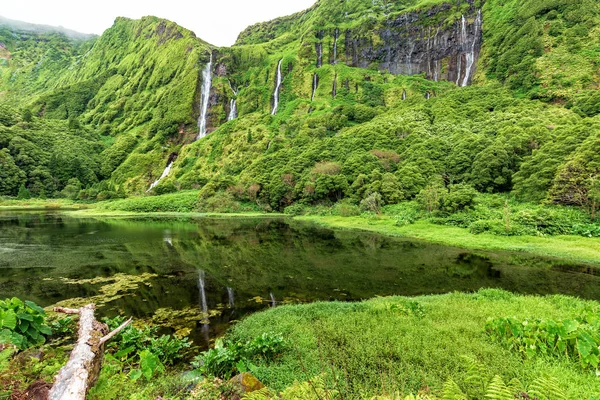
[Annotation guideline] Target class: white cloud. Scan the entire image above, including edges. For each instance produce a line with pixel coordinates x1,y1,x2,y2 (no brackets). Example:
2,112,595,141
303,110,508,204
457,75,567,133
1,0,316,46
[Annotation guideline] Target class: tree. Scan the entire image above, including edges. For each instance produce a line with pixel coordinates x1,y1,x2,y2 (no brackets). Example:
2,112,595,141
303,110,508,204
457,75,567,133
17,184,31,200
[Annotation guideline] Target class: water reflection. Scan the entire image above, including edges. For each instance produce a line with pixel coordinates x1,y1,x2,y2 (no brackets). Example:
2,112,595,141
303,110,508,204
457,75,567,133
0,211,599,349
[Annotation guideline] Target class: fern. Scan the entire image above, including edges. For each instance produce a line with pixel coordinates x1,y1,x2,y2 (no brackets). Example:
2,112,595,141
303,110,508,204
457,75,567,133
442,379,468,400
528,376,567,400
484,375,513,400
242,388,274,400
461,355,487,395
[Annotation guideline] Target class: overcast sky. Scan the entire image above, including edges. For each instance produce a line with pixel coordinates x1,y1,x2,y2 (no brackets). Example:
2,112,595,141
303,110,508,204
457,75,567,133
2,0,316,46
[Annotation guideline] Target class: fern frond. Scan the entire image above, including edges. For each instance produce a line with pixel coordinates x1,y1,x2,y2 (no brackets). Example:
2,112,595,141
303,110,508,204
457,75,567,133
442,379,468,400
461,355,487,394
528,376,567,400
243,388,273,400
484,375,513,400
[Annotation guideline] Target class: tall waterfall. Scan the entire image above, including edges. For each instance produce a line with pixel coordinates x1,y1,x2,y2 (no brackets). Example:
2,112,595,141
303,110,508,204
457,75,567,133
402,89,407,100
196,55,213,140
461,10,482,87
332,74,337,98
227,287,235,308
456,15,467,85
228,82,238,121
333,28,339,64
270,293,276,308
271,59,283,115
316,42,323,68
311,73,319,102
147,161,174,192
198,270,209,323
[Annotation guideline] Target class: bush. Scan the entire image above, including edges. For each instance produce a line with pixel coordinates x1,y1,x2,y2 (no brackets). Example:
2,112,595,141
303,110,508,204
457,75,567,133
192,333,287,379
360,192,383,214
334,202,360,217
441,183,477,213
284,204,308,216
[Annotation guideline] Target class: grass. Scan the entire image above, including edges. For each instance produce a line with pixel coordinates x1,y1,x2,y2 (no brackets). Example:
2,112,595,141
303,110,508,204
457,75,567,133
296,215,600,265
228,289,600,399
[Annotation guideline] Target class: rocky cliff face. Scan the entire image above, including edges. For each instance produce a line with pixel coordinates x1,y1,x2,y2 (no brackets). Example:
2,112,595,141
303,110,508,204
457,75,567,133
345,2,482,85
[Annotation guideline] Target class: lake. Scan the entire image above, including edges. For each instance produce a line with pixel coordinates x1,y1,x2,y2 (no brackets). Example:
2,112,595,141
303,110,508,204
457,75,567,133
1,211,599,348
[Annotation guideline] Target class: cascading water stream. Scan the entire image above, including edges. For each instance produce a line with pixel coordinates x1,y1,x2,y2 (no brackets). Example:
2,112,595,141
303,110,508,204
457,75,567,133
147,161,174,192
270,293,276,308
461,10,482,87
402,89,407,100
271,59,283,115
316,42,323,68
311,73,319,102
228,81,238,121
196,55,213,140
456,15,467,86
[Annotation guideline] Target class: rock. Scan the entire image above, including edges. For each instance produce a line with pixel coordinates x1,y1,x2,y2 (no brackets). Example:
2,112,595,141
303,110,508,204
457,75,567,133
15,349,44,367
227,373,265,399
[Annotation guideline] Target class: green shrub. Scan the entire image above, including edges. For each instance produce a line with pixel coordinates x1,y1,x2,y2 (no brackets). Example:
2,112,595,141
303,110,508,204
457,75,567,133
334,202,361,217
193,333,287,379
360,192,383,214
284,204,308,216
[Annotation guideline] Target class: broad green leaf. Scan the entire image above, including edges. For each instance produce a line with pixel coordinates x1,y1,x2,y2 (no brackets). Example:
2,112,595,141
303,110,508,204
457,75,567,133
25,301,46,316
0,310,17,330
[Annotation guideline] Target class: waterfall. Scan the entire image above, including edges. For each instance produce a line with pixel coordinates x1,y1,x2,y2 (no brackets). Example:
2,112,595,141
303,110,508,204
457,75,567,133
198,270,208,322
311,73,319,102
227,287,235,308
270,293,276,308
402,89,407,100
316,42,323,68
228,81,238,121
333,28,339,64
196,54,213,140
425,92,431,100
332,74,337,98
461,10,482,87
271,59,283,115
147,161,173,192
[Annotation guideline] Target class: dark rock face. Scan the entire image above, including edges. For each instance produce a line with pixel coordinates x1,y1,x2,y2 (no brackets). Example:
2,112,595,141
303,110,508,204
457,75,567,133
344,0,483,85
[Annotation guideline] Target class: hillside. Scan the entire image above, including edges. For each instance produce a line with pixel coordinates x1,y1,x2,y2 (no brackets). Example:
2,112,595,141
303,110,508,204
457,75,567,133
0,0,599,216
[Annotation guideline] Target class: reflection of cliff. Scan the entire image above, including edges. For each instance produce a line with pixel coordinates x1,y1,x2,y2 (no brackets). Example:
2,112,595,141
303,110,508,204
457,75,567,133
342,1,483,85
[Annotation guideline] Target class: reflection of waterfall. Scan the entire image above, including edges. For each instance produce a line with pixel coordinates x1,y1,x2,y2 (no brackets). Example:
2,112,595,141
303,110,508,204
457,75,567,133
196,54,213,140
461,10,482,87
333,28,339,64
311,73,319,102
163,230,173,247
147,161,173,192
270,293,276,308
227,287,235,308
228,82,238,121
198,271,208,322
271,59,283,115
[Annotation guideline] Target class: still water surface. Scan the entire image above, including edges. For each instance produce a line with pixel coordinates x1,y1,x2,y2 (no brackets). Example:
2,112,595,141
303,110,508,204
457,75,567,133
1,212,599,348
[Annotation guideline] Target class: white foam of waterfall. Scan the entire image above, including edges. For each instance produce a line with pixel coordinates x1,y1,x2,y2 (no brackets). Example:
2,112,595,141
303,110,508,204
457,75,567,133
270,293,276,308
456,15,467,85
311,73,318,102
271,59,283,115
147,161,173,192
402,90,407,100
462,10,482,87
196,54,213,140
227,287,235,308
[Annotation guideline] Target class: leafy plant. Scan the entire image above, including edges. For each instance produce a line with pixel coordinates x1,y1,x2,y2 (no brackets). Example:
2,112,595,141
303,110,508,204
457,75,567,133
0,298,52,350
486,310,600,370
193,333,287,378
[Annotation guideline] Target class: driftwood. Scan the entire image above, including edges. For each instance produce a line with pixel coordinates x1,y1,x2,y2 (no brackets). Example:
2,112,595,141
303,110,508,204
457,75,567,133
48,305,132,400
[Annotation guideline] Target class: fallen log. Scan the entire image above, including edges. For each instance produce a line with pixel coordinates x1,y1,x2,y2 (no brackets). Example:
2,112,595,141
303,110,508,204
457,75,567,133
48,304,131,400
